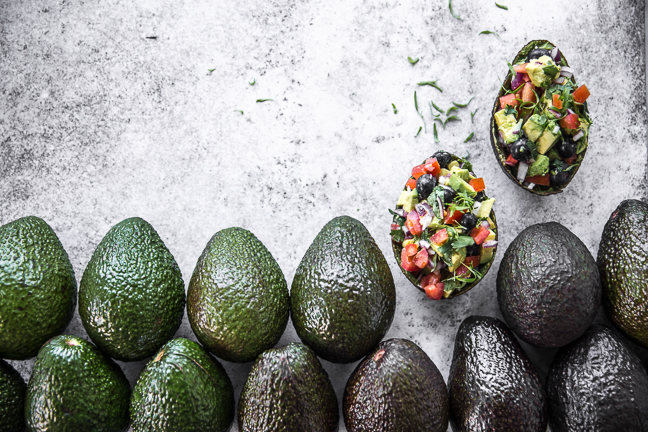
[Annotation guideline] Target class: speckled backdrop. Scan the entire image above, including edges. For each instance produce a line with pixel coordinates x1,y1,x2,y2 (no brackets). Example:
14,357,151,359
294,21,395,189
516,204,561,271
1,0,646,430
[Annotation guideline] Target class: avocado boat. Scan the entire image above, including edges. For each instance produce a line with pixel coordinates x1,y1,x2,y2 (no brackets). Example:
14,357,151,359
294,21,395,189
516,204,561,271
490,40,592,195
390,151,498,300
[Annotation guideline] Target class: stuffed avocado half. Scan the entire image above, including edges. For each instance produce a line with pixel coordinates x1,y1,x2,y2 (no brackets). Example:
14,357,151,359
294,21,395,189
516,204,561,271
490,40,592,195
390,151,498,300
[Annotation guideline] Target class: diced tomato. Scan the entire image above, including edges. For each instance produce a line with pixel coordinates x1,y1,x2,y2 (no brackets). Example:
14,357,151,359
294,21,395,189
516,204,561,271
573,85,590,104
406,211,423,236
406,177,417,190
455,264,470,277
391,223,400,231
444,209,464,225
525,174,551,186
499,93,519,110
424,283,444,300
463,256,480,268
432,228,449,245
469,178,485,192
424,158,441,176
521,73,530,82
513,63,527,73
411,165,427,179
560,113,580,130
401,248,420,272
421,273,441,289
405,243,418,257
414,248,429,269
505,154,519,166
521,82,536,104
470,226,490,245
552,93,563,110
564,155,578,165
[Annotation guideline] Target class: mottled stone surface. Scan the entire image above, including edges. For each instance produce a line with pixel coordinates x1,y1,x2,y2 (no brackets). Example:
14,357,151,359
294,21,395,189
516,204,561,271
1,0,646,430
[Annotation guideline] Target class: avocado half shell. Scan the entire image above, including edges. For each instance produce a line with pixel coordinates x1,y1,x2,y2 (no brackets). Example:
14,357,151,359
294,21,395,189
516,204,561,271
489,39,589,195
391,153,498,299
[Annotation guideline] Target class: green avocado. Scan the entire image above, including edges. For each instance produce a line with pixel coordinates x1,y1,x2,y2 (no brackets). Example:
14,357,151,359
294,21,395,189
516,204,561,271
25,335,130,432
187,227,289,363
536,122,562,154
0,359,26,432
0,216,77,360
449,316,548,431
527,154,549,177
522,114,546,142
130,338,234,432
79,217,185,361
546,325,648,431
291,216,396,363
238,343,338,432
497,222,601,348
343,338,449,432
597,199,648,348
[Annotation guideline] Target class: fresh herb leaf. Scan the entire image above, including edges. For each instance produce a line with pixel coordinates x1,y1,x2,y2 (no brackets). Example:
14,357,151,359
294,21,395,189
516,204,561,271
418,81,443,92
464,132,474,142
471,108,478,122
415,126,422,137
430,102,440,118
438,242,453,257
249,79,256,85
414,91,420,112
208,69,215,73
506,60,517,77
234,110,244,114
442,279,465,293
256,98,273,103
543,64,560,78
452,236,475,249
449,0,462,20
388,209,406,226
408,56,420,65
431,100,445,114
443,116,461,127
479,30,501,39
414,92,427,132
433,123,439,143
430,186,446,219
495,2,508,9
446,106,459,116
537,41,555,51
392,103,398,114
453,96,474,108
504,105,517,117
390,229,405,243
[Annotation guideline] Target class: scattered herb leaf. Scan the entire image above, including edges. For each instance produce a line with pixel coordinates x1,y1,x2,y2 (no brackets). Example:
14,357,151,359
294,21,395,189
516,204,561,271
417,81,443,92
208,69,215,73
495,2,508,10
408,57,420,65
234,110,244,114
431,100,445,114
449,0,462,20
415,126,422,137
429,102,440,117
452,96,474,108
464,132,474,142
249,79,256,85
414,91,420,112
256,98,273,103
434,123,439,142
443,116,461,127
446,106,459,116
479,30,501,39
392,103,398,114
145,36,157,39
471,108,478,122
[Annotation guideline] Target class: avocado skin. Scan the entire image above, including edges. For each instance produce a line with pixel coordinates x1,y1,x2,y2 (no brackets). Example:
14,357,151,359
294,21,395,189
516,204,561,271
448,316,548,432
130,338,234,432
291,216,396,363
0,359,26,432
25,335,130,432
79,217,185,361
187,227,289,363
597,199,648,348
238,343,338,432
343,338,449,432
0,216,77,360
546,325,648,431
497,222,601,348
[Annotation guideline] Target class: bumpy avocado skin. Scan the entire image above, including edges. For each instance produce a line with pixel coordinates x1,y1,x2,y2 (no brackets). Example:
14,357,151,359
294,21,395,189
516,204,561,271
497,222,601,348
187,227,289,363
448,316,548,432
25,335,130,432
0,216,77,360
546,325,648,431
79,217,185,361
0,359,26,432
291,216,396,363
238,343,338,432
130,338,234,432
597,199,648,348
343,338,449,432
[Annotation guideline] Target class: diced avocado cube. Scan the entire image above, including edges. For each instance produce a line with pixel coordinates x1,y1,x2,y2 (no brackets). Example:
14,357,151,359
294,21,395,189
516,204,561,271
428,216,445,230
449,248,467,272
448,174,477,197
525,55,560,88
494,110,521,144
527,155,550,177
487,217,496,229
450,166,470,181
476,198,495,218
439,168,451,177
536,124,562,154
547,148,561,161
397,189,419,212
447,160,460,170
479,230,497,264
522,115,546,142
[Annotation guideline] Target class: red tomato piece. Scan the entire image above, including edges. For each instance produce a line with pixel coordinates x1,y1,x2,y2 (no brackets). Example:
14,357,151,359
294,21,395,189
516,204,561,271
521,73,530,82
391,223,400,231
521,82,536,104
505,154,519,166
414,248,429,269
469,178,485,192
573,85,590,104
421,273,441,289
401,248,420,272
455,264,470,277
463,256,480,268
552,93,563,110
432,228,449,245
514,63,527,73
499,93,519,110
560,113,580,130
424,158,441,176
405,243,418,256
525,174,551,186
406,211,423,236
564,155,578,165
406,177,417,190
470,226,490,245
412,165,427,179
424,283,444,300
444,209,464,225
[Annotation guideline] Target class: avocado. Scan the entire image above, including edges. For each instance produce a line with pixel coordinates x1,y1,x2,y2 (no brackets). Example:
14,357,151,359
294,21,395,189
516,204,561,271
475,198,495,218
396,189,418,212
448,316,548,431
448,174,476,197
527,154,549,177
449,166,470,181
448,247,467,272
0,359,25,432
525,55,560,88
494,110,521,143
291,216,395,363
187,227,289,363
238,343,338,432
546,325,648,431
0,216,77,360
79,217,185,361
497,222,601,347
536,122,562,154
597,200,648,348
343,338,449,432
131,338,234,432
479,230,497,264
522,114,546,142
25,335,130,432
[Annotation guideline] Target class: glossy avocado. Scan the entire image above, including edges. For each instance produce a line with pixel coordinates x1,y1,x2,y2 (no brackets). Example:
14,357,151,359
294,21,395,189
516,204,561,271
546,325,648,431
0,216,77,360
79,217,185,361
25,335,130,432
291,216,395,363
238,343,338,432
597,199,648,348
448,316,548,432
0,359,26,432
187,227,289,363
130,338,234,432
497,222,601,347
343,338,449,432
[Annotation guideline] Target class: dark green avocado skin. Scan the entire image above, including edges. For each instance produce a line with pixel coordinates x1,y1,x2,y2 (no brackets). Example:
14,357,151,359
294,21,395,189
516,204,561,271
546,324,648,431
448,316,548,432
0,359,26,432
0,216,77,360
187,227,289,363
291,216,395,363
130,338,234,432
79,217,185,361
343,338,449,432
497,222,601,348
597,199,648,348
25,335,130,432
238,343,338,432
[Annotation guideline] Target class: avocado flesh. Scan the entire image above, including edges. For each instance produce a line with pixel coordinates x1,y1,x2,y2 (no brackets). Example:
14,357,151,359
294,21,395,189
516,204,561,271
0,359,26,432
25,335,130,432
523,115,545,142
497,222,601,348
291,216,395,363
0,216,77,360
187,227,289,363
448,316,548,432
546,325,648,431
597,199,648,348
238,343,338,432
131,338,234,432
343,338,449,432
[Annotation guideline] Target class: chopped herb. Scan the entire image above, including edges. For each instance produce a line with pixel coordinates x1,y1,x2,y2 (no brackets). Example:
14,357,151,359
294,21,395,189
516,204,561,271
471,108,478,122
408,57,420,65
249,79,256,85
429,102,440,117
389,209,406,226
433,123,439,143
430,186,446,219
390,229,405,243
208,69,215,73
543,64,560,77
392,103,398,114
446,106,459,116
414,91,426,132
145,36,157,39
256,98,273,103
449,0,462,20
234,110,244,114
415,126,422,137
504,105,517,117
417,81,443,92
452,96,474,108
452,236,475,250
506,60,517,77
495,2,508,10
479,30,501,39
443,116,461,127
464,132,474,142
430,100,445,114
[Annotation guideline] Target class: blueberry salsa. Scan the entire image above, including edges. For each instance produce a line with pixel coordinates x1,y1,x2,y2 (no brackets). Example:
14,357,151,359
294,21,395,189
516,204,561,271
390,151,498,300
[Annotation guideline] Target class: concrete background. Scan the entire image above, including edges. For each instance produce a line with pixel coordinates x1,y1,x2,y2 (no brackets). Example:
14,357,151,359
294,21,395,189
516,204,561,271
1,0,646,430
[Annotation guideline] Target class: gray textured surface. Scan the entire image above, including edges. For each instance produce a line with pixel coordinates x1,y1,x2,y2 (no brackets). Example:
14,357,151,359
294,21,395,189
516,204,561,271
1,0,646,430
